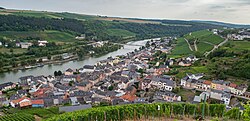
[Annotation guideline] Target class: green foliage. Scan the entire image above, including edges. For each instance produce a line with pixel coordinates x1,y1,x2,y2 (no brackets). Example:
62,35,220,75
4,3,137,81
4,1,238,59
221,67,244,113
46,103,229,121
224,108,242,120
243,103,250,121
0,113,35,121
0,30,76,42
5,107,59,119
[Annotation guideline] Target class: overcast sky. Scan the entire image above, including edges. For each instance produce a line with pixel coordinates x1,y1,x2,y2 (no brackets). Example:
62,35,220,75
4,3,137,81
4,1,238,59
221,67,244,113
0,0,250,24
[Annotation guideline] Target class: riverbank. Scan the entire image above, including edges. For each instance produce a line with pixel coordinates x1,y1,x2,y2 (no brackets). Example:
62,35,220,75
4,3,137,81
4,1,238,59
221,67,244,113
0,39,152,83
0,43,122,74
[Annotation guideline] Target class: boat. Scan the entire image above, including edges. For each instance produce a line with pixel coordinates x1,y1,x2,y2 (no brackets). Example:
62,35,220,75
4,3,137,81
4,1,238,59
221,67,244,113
36,64,44,67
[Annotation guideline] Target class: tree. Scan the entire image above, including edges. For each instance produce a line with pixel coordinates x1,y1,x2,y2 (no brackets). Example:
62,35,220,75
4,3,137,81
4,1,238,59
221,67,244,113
108,86,114,91
54,71,58,77
47,55,52,60
58,70,63,76
69,81,74,86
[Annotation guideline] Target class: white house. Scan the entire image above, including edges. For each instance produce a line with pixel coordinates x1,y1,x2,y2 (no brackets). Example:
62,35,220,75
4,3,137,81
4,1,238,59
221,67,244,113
38,40,48,47
20,42,33,49
221,93,231,106
151,76,175,91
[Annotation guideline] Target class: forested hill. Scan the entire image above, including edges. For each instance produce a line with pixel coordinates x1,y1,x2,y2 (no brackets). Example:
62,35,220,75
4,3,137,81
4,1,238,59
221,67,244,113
0,8,225,42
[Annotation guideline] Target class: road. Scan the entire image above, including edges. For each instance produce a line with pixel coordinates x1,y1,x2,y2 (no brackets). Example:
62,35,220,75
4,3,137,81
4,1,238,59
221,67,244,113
184,38,193,51
204,38,228,57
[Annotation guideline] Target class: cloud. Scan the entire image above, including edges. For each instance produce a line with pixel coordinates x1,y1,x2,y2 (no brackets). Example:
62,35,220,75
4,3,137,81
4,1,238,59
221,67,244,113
0,0,249,24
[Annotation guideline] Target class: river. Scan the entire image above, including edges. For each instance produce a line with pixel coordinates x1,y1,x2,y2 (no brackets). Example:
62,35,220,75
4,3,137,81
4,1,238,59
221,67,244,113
0,38,159,84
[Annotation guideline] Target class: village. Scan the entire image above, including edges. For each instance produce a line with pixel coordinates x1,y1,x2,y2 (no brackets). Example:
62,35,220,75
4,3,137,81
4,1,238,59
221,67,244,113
0,34,249,113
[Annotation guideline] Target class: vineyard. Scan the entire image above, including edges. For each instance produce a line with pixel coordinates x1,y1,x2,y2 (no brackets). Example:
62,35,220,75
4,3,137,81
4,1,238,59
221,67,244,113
0,113,35,121
45,103,241,121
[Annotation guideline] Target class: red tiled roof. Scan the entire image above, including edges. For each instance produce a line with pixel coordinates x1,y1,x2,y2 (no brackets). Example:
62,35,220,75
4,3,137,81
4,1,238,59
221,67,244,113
229,83,237,88
11,96,30,104
203,80,211,85
31,99,44,105
120,93,137,102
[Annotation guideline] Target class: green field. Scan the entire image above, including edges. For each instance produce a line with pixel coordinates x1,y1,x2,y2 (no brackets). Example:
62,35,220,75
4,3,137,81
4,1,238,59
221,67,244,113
106,29,136,38
225,41,250,51
175,66,209,79
171,38,192,56
196,42,214,54
185,30,224,45
0,30,76,42
171,30,224,56
5,107,60,119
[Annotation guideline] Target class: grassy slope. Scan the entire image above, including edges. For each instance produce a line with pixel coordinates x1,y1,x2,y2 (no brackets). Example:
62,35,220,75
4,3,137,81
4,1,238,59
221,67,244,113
171,38,192,56
226,41,250,51
0,30,76,42
170,30,224,57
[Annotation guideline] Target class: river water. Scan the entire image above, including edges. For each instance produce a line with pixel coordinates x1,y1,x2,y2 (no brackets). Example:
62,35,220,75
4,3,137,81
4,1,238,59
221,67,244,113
0,38,158,84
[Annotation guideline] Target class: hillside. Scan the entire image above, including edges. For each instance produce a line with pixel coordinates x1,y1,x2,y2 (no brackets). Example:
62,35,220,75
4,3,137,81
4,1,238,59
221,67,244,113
170,30,224,57
0,13,221,42
0,30,76,43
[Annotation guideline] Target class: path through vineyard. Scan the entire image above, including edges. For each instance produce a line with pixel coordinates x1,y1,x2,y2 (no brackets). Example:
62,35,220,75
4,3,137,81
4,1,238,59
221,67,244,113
34,115,42,121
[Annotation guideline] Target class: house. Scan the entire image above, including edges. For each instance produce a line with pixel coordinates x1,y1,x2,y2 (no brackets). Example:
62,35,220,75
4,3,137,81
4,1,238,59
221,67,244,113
38,40,48,47
17,90,28,96
65,68,74,75
19,76,34,85
46,75,55,82
235,84,248,96
120,93,137,102
10,97,32,108
151,76,175,91
83,65,95,72
61,75,77,84
154,91,181,102
75,81,92,91
243,92,250,98
70,97,80,106
200,92,210,100
186,55,198,62
165,59,174,66
0,82,16,91
210,89,231,105
178,60,192,67
210,89,223,100
211,80,224,90
221,93,231,106
202,80,211,91
187,73,204,80
75,34,86,40
20,42,32,49
31,99,44,107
